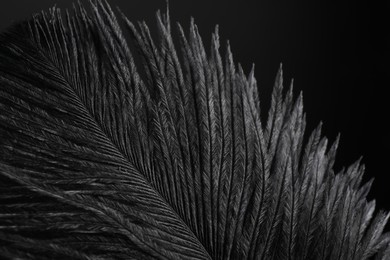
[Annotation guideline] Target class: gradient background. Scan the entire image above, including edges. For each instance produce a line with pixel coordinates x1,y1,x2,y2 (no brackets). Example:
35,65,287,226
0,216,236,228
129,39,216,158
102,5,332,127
1,1,389,215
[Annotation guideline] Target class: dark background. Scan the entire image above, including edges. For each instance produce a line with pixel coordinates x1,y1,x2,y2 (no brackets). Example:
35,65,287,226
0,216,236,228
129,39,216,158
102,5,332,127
1,1,389,211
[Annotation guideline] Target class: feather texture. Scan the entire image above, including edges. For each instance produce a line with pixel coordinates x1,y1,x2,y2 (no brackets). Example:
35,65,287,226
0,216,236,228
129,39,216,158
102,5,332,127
0,1,389,259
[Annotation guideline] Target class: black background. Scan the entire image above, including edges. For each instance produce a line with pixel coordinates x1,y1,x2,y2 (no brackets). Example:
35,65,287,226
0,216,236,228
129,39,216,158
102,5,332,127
1,1,389,213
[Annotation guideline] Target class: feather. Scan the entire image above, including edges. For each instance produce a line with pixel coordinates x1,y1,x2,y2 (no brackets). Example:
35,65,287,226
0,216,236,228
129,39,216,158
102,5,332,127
0,1,389,259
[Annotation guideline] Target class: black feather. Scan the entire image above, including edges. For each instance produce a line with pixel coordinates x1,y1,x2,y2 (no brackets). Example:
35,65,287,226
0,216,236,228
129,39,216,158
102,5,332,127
0,1,389,259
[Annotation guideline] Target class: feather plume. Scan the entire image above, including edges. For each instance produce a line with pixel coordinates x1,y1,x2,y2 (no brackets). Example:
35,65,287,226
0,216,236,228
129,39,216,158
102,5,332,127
0,1,388,259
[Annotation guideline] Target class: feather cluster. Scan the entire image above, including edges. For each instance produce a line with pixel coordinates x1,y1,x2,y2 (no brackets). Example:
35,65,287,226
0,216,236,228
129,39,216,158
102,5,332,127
0,1,389,259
